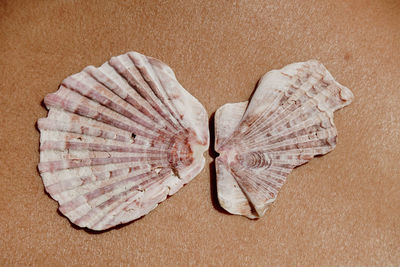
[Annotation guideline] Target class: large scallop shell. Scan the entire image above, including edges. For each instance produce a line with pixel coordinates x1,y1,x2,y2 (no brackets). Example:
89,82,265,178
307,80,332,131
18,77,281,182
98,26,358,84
38,51,209,230
215,60,353,218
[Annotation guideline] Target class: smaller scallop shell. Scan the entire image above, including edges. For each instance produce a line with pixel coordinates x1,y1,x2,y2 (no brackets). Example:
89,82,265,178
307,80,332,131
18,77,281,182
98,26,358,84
215,60,354,218
38,51,209,230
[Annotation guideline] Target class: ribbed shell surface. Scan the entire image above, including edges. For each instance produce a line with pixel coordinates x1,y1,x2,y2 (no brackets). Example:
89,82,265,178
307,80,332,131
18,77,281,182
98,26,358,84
215,60,354,218
38,51,209,230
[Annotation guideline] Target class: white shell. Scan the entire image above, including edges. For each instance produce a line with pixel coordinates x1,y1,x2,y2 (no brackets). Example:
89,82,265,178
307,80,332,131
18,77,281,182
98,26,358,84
38,51,209,230
215,60,354,218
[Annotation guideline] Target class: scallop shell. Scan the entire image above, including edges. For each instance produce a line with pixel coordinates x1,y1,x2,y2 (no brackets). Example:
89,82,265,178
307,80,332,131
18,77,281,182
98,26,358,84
38,51,209,230
215,60,354,218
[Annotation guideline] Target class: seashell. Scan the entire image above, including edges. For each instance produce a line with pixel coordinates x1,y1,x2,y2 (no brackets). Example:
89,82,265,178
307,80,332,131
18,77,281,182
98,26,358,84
38,51,209,230
215,60,353,219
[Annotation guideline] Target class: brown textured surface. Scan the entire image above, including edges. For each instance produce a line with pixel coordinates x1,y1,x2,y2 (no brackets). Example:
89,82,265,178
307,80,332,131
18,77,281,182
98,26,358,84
1,0,399,265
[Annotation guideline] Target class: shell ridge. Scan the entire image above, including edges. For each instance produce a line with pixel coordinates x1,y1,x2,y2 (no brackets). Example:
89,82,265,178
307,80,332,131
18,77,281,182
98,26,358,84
84,65,169,131
45,108,133,140
229,167,275,217
136,53,210,147
66,169,171,228
241,92,316,142
39,140,171,154
93,172,172,230
237,60,353,145
38,118,130,143
245,117,334,149
239,77,329,143
125,53,183,131
88,168,175,229
246,127,337,152
53,166,154,204
140,55,210,173
147,56,209,140
236,88,291,142
39,153,168,173
42,161,163,189
59,168,168,215
46,164,156,196
108,54,182,131
61,73,172,139
128,52,188,131
44,90,159,141
239,97,336,151
93,63,179,134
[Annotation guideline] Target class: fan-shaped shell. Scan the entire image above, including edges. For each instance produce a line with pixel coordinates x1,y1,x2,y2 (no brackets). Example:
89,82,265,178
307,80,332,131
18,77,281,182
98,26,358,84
38,51,209,230
215,60,354,218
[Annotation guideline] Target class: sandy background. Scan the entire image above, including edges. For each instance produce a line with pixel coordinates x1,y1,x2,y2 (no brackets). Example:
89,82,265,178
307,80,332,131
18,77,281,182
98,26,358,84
1,0,399,265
